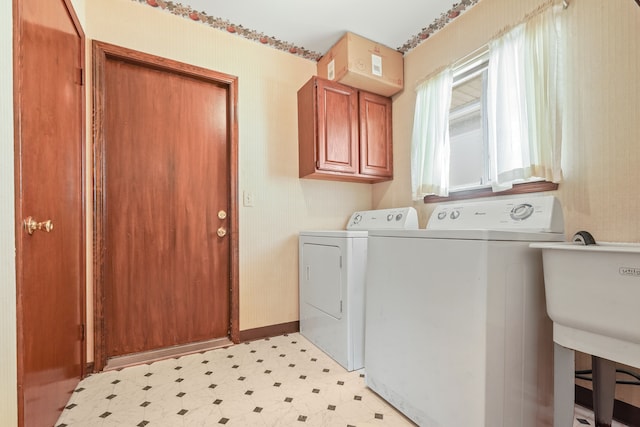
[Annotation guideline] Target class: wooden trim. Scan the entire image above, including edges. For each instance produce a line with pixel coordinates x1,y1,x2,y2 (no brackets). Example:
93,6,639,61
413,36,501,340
575,385,640,427
13,2,25,424
91,40,106,373
238,321,300,343
65,0,88,383
423,181,558,204
228,66,240,345
92,40,240,370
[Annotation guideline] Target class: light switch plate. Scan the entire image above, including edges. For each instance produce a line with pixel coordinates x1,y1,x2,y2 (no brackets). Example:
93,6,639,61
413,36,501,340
243,191,254,207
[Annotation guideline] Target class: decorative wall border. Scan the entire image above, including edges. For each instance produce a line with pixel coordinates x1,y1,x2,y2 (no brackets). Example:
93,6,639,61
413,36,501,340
398,0,480,53
133,0,480,60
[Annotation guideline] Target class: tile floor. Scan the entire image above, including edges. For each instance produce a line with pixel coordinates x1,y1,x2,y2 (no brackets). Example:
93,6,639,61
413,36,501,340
56,333,629,427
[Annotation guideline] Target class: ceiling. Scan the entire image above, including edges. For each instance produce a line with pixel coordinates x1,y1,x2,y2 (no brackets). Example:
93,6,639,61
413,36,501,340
141,0,481,60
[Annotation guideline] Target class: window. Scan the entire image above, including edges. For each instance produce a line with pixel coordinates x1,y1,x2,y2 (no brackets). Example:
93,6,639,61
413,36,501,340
411,4,563,202
448,52,489,191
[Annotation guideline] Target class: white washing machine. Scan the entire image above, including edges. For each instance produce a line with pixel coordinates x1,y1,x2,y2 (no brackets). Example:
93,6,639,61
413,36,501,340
299,207,418,371
364,196,565,427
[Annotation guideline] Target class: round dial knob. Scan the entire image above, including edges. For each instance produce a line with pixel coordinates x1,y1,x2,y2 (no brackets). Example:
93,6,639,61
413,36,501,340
450,210,460,220
510,203,534,221
437,211,447,220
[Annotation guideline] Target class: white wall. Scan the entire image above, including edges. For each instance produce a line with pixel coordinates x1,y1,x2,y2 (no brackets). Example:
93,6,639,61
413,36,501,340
0,0,17,424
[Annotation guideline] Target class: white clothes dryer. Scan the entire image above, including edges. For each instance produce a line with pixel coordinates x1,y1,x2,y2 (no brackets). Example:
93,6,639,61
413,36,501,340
299,207,418,371
364,196,565,427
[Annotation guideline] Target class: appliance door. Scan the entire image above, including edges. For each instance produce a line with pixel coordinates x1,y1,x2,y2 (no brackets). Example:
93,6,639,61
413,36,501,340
301,243,343,319
299,237,349,368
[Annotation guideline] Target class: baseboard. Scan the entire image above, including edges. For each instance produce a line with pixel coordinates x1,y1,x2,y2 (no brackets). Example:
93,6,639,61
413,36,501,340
238,321,299,342
575,385,640,427
84,322,299,375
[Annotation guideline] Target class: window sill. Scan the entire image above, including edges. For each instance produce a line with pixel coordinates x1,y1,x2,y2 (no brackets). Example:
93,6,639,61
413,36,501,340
423,181,558,204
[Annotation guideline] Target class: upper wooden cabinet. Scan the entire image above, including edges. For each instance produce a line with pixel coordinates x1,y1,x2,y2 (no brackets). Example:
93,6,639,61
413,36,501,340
297,76,393,183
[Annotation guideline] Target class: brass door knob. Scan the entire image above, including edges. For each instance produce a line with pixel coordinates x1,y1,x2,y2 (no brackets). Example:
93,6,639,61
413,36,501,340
218,210,227,220
23,216,54,235
217,227,227,237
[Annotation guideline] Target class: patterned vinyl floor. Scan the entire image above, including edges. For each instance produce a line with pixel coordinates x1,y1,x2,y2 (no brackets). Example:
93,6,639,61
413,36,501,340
56,333,628,427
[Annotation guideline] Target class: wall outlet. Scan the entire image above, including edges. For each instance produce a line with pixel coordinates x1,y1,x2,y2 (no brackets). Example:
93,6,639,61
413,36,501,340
243,191,254,207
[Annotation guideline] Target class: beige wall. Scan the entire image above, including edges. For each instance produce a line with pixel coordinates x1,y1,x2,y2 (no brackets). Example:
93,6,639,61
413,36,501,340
84,0,373,359
379,0,640,406
377,0,640,238
0,0,17,423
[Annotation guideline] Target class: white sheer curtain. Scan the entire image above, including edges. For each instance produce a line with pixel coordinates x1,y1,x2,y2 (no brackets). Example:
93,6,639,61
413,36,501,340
487,5,563,191
410,68,453,199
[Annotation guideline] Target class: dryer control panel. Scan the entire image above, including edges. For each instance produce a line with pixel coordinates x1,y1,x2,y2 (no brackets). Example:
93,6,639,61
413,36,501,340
347,207,418,230
426,196,564,233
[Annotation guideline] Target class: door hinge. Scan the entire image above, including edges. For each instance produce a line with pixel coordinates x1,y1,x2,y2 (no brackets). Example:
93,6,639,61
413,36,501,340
80,324,85,341
77,67,85,86
340,300,343,313
339,256,342,269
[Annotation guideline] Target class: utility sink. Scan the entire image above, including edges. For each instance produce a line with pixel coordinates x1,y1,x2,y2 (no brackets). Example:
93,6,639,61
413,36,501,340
531,241,640,367
531,241,640,427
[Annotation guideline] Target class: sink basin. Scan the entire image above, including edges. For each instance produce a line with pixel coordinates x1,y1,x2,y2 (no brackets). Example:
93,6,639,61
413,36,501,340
531,242,640,368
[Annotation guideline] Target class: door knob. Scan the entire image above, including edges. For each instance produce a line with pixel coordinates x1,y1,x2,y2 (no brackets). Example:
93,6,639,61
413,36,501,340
218,210,227,220
217,227,227,237
23,216,54,235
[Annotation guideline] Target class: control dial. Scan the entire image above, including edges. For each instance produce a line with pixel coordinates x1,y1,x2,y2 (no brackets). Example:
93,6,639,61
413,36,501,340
510,203,534,221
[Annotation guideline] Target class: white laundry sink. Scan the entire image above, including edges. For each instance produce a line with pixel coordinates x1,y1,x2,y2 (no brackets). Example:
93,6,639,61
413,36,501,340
531,241,640,368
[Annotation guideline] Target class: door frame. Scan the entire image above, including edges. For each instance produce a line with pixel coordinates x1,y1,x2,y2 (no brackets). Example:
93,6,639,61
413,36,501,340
13,0,87,423
91,41,240,371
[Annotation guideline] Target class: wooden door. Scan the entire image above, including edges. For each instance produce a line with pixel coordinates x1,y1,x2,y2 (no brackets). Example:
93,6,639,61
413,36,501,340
315,78,359,174
14,0,86,426
93,42,239,369
359,91,393,178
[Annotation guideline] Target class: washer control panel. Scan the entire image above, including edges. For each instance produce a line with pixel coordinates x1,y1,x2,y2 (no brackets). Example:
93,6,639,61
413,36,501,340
426,196,564,233
347,207,419,230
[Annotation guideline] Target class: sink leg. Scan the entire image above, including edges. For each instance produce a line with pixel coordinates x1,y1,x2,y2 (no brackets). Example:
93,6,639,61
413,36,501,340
554,343,575,427
592,356,616,427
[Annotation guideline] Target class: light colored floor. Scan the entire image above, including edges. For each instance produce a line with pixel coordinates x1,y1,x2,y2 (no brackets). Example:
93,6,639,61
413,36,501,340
56,333,629,427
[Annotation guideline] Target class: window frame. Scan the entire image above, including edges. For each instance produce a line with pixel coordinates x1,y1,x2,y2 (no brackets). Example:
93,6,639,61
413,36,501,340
448,56,489,191
423,180,558,203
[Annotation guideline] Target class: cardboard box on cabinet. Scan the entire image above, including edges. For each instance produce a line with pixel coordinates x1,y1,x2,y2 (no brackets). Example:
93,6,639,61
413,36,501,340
317,32,404,97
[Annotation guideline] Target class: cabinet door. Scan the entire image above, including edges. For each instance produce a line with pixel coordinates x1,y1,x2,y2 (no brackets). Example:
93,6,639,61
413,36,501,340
316,78,359,174
359,91,393,178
